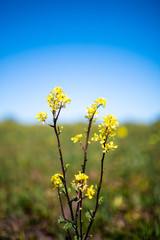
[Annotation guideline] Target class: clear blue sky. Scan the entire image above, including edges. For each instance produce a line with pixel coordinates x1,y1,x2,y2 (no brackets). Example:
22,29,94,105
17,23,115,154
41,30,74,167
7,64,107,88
0,0,160,124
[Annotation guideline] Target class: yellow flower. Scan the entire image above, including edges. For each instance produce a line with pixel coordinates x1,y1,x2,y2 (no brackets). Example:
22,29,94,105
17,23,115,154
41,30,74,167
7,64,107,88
113,196,123,208
93,97,107,108
102,141,118,153
102,114,119,133
85,97,107,121
35,111,48,122
58,126,63,133
117,126,128,138
47,86,71,112
86,107,98,120
72,171,89,191
91,133,100,142
85,185,95,199
92,114,119,152
51,173,63,190
71,134,83,143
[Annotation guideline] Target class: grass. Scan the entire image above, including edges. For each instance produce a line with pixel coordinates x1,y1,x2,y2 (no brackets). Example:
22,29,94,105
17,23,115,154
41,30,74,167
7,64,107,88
0,120,160,239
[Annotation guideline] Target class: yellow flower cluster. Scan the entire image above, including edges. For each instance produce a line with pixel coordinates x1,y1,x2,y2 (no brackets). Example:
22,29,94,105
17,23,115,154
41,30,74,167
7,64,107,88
92,114,119,153
72,171,89,192
35,87,70,123
71,134,83,143
35,111,48,122
85,185,95,199
86,107,99,121
51,173,63,190
103,141,118,153
102,114,119,136
112,196,123,208
93,97,107,107
47,86,71,112
85,97,107,122
72,172,95,199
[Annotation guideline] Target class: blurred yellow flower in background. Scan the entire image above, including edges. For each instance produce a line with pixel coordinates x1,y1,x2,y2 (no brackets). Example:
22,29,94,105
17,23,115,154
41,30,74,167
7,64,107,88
117,126,128,138
71,134,83,143
113,195,123,208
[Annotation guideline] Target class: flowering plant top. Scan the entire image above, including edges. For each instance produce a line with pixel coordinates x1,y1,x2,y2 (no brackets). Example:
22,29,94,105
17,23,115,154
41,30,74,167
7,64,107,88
35,86,119,240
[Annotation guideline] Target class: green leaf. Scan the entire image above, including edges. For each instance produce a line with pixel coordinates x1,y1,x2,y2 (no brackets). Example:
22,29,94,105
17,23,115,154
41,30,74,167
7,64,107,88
98,196,104,205
70,196,78,203
86,211,91,219
65,164,70,172
71,221,77,230
68,187,71,194
58,217,77,232
95,184,98,190
66,163,70,169
58,216,65,223
61,187,66,195
71,183,78,192
74,236,80,240
85,210,94,222
63,222,72,231
62,187,71,195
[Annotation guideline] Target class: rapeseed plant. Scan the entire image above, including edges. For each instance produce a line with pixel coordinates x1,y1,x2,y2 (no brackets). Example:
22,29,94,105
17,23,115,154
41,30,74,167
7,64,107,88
36,86,119,240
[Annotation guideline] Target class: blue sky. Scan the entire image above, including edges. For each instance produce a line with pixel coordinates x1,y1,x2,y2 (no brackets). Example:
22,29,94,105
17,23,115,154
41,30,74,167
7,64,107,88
0,0,160,124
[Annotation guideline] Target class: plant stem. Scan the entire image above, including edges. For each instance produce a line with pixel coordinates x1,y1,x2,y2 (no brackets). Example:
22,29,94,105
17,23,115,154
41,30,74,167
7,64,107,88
84,131,108,240
53,122,74,222
57,189,72,240
79,190,83,239
82,106,100,173
80,106,101,239
58,188,65,217
84,151,105,240
75,191,80,238
82,118,92,173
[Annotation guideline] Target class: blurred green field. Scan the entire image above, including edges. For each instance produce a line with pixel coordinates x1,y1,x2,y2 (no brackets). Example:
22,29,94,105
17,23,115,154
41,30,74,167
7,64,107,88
0,120,160,239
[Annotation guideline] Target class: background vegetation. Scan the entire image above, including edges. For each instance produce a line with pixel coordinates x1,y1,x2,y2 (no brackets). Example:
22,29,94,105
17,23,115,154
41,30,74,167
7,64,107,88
0,120,160,239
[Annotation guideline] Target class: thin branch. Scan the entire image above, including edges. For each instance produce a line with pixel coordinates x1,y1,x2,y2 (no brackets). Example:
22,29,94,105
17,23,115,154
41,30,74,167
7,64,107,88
84,135,108,240
53,124,74,221
78,140,86,151
75,191,81,238
55,105,62,122
57,189,72,240
44,120,54,128
79,190,83,239
84,153,105,240
58,188,65,217
82,106,100,173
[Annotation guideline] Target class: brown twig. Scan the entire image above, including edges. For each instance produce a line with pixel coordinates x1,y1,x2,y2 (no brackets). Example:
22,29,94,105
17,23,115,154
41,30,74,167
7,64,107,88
79,190,83,239
82,106,100,173
75,191,80,238
84,135,108,240
52,106,75,223
53,123,74,221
